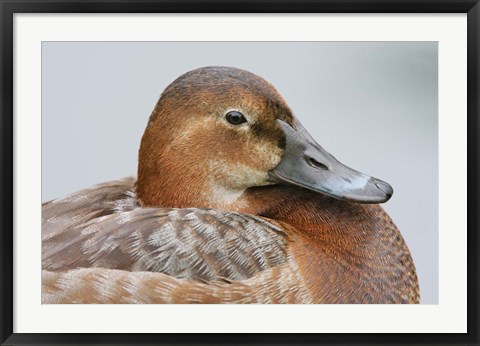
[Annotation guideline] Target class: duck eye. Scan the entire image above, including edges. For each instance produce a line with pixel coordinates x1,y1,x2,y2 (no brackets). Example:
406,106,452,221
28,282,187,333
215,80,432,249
225,111,247,125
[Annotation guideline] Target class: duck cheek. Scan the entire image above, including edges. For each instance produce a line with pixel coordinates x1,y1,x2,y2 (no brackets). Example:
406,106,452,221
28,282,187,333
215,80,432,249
229,163,269,187
251,142,284,172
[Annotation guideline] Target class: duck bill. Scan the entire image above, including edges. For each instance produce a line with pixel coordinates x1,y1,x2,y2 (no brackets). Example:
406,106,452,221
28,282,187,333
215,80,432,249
269,119,393,204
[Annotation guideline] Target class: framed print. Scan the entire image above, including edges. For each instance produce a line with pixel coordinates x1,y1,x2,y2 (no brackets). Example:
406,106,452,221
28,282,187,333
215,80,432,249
1,0,479,345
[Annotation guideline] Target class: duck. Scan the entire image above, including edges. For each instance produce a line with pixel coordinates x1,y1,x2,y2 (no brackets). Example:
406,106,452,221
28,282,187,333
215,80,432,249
42,66,419,304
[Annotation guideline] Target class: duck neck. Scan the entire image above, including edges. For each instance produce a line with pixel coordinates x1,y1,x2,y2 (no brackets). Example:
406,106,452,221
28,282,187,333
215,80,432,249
240,185,385,238
136,169,247,210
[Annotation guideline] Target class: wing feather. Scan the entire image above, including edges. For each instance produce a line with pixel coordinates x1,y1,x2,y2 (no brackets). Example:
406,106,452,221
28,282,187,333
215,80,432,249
42,179,288,282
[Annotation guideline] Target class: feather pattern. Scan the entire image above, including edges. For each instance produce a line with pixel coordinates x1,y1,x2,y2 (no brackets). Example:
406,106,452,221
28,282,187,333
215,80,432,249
43,178,287,282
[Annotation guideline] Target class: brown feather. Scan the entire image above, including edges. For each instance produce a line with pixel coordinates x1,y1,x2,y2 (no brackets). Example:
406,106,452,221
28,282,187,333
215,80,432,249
43,181,287,282
42,66,419,304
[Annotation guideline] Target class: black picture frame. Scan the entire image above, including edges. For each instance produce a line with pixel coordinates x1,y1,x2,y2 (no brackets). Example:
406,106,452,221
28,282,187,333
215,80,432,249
1,1,478,345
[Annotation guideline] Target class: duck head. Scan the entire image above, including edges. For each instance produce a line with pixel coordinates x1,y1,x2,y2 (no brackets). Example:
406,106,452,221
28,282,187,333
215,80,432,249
136,66,393,211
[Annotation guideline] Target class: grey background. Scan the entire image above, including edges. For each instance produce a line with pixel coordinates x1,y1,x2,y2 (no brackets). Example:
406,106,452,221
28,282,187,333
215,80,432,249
42,42,438,304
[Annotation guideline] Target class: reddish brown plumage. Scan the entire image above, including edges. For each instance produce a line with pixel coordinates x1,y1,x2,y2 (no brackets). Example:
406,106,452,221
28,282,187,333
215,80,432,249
260,187,419,303
42,66,419,304
136,67,291,210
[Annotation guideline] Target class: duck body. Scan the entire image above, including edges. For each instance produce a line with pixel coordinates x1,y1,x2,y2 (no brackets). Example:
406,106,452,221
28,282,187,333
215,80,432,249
42,67,419,303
